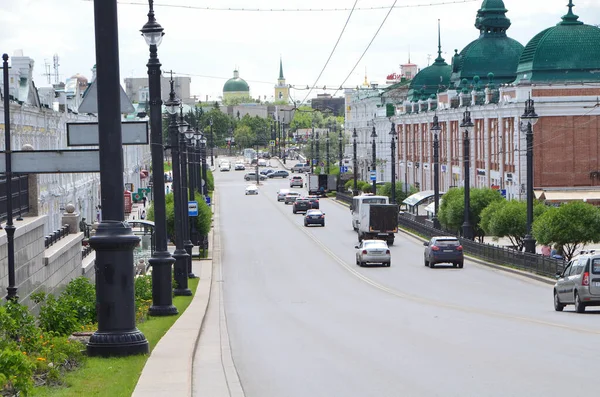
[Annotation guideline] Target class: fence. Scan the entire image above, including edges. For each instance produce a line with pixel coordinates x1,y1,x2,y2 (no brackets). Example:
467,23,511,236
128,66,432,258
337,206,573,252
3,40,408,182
397,215,565,278
45,225,70,249
336,192,353,205
0,175,30,223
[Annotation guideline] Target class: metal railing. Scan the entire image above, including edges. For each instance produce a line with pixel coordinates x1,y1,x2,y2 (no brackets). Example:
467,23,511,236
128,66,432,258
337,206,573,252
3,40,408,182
45,225,70,249
0,175,30,222
82,245,93,259
397,215,565,278
336,192,353,205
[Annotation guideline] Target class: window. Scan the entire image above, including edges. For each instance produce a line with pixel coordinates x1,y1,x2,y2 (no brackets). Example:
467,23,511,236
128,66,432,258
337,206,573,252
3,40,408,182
562,263,573,277
435,239,459,247
592,258,600,274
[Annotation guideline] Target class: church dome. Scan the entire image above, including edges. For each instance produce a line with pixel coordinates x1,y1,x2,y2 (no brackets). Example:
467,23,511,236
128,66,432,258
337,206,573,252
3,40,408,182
451,0,523,85
70,73,89,88
223,70,249,93
514,1,600,84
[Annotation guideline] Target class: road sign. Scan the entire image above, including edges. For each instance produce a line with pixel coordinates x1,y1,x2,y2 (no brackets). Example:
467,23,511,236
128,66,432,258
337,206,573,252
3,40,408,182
312,159,317,165
500,189,507,198
370,171,376,181
340,166,348,173
188,201,199,216
78,81,135,114
270,140,275,147
204,196,211,206
0,150,100,173
67,121,148,146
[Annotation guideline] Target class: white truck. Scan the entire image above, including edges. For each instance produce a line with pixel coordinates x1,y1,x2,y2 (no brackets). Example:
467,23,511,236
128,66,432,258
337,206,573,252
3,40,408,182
308,174,337,196
350,195,398,245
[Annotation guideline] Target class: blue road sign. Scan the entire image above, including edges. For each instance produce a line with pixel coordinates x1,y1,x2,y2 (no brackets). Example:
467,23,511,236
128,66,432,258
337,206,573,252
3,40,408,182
500,189,507,198
312,159,317,165
340,166,348,173
369,171,376,181
204,195,211,206
188,201,198,216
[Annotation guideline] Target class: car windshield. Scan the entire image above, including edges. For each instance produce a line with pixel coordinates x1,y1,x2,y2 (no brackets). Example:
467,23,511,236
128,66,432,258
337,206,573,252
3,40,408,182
364,241,388,248
435,239,459,247
306,210,322,215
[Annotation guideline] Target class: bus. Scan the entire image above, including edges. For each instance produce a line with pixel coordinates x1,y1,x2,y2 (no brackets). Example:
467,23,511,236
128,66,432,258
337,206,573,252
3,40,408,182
350,194,389,231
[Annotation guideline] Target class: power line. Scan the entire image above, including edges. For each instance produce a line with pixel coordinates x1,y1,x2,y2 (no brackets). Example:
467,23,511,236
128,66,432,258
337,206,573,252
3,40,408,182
299,0,359,107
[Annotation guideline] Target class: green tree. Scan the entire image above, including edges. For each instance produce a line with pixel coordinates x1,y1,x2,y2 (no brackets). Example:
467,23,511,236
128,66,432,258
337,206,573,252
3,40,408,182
233,125,255,150
532,201,600,261
480,199,547,250
376,182,417,203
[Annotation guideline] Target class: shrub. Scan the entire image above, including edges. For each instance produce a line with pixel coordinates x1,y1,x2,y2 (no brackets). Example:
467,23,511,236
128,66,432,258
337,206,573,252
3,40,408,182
37,295,80,336
147,192,212,243
62,277,96,325
0,348,34,395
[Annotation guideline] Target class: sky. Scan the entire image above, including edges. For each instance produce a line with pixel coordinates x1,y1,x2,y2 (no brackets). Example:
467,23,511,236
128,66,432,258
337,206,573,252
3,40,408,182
0,0,599,105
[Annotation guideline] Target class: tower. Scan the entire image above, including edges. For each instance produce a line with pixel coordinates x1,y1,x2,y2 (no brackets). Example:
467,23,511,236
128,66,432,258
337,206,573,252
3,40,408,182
274,57,289,103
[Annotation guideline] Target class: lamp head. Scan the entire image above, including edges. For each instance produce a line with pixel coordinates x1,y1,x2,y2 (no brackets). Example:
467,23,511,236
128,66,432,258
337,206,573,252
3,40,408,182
430,115,441,138
460,108,474,134
390,122,397,137
521,95,539,126
371,126,377,138
164,78,180,115
140,0,164,47
184,125,195,140
352,128,357,139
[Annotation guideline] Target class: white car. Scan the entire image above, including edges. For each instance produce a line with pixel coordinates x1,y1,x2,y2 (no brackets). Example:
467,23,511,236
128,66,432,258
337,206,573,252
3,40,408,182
277,188,290,201
245,184,258,195
235,162,245,171
220,162,231,171
355,240,391,267
257,158,267,167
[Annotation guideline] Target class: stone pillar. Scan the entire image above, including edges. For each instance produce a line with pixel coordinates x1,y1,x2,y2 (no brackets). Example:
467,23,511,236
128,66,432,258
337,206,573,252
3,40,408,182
61,203,80,234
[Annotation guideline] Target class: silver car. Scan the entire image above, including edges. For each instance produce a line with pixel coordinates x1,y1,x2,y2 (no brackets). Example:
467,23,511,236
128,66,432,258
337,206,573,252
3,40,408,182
284,191,301,204
554,252,600,312
355,240,391,267
277,189,290,202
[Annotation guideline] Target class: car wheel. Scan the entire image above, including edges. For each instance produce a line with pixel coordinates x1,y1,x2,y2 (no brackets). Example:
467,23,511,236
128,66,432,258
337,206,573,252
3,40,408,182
574,291,586,313
553,290,565,312
386,261,391,267
293,209,297,214
321,222,325,227
429,261,435,268
387,239,394,246
424,259,429,267
458,261,463,269
304,221,308,227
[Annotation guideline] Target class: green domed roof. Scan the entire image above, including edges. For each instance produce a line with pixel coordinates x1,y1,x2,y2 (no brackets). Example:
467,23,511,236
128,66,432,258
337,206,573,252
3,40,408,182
223,70,249,93
451,0,523,85
514,2,600,84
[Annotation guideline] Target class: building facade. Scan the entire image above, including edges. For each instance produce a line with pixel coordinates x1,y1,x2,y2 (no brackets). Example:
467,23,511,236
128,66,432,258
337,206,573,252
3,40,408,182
124,75,192,105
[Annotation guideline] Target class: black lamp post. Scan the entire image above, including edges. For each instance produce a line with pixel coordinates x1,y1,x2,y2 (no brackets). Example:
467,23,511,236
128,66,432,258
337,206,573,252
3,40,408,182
522,96,538,253
165,79,191,296
178,107,195,277
282,121,287,164
87,0,148,357
390,122,396,204
228,127,233,156
315,130,320,174
183,124,197,278
193,128,203,195
460,109,474,240
371,125,377,193
140,1,177,316
2,54,17,302
200,134,208,195
209,117,214,167
338,125,343,192
326,126,331,173
352,128,358,196
431,115,441,229
310,126,315,174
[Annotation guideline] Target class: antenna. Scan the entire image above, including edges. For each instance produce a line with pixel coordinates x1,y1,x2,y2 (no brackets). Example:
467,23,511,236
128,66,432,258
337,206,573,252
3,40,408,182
427,54,432,66
43,59,52,84
53,54,60,84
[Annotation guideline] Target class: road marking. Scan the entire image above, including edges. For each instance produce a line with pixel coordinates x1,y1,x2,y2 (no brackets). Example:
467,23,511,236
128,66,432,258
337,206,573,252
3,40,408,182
267,195,600,336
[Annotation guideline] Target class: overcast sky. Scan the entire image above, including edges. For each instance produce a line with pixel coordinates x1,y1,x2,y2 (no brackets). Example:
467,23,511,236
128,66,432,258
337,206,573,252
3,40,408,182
1,0,598,104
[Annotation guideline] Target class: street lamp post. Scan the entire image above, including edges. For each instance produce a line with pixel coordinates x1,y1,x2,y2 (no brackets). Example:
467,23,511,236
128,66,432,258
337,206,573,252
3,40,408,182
209,117,214,167
140,0,177,316
460,109,474,240
315,131,320,174
326,126,331,173
183,125,197,278
165,79,191,296
390,122,397,204
87,0,148,356
522,96,539,253
371,125,377,193
178,107,195,278
352,128,358,196
228,127,233,156
430,115,441,229
200,134,208,195
310,126,315,174
338,126,343,192
282,122,287,164
194,128,204,195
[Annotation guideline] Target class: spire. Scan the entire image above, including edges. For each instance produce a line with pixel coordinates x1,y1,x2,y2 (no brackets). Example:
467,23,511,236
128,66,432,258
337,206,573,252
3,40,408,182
408,46,411,64
560,0,583,25
279,56,284,80
363,67,369,87
475,0,511,36
434,19,445,64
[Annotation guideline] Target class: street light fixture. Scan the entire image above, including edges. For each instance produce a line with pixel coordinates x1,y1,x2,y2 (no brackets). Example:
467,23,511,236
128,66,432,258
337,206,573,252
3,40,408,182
371,125,377,193
352,128,358,196
209,117,214,167
164,79,191,296
140,0,177,316
315,130,320,174
390,122,397,204
194,128,204,195
200,134,208,195
522,95,539,253
178,108,194,277
460,108,474,240
338,124,343,192
430,115,442,229
310,125,315,174
184,124,198,278
326,124,331,173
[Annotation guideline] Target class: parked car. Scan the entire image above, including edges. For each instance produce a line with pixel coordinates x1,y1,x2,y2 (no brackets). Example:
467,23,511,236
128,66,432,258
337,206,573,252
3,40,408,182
245,184,258,195
304,209,325,227
234,162,245,171
244,172,267,181
355,240,391,267
269,170,289,178
291,163,311,173
293,198,311,214
423,236,463,268
554,252,600,313
258,158,267,167
284,191,302,204
290,176,304,188
305,195,320,209
277,188,290,201
260,168,275,176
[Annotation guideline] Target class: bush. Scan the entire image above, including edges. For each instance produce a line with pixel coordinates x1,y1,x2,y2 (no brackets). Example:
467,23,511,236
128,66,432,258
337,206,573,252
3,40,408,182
147,192,212,243
205,169,214,192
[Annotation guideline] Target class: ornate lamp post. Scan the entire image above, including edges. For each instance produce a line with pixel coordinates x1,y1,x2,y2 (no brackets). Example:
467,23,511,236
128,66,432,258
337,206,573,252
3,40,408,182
338,125,343,192
522,96,539,253
371,125,377,193
178,107,194,278
315,130,320,174
183,124,197,278
228,127,233,156
209,117,214,167
194,128,204,195
200,134,208,195
460,109,474,240
352,128,358,196
430,115,441,229
390,122,397,204
326,125,331,173
165,79,191,296
310,125,315,174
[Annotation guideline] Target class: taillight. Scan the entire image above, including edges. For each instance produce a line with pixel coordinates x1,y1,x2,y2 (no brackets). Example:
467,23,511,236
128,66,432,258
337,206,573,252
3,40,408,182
431,245,440,251
385,250,390,254
583,272,589,286
320,215,325,219
457,245,463,251
362,250,368,255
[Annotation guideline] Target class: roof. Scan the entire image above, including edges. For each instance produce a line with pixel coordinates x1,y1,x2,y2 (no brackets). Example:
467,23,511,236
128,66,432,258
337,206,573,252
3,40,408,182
403,190,436,207
514,2,600,84
223,70,249,93
424,198,444,214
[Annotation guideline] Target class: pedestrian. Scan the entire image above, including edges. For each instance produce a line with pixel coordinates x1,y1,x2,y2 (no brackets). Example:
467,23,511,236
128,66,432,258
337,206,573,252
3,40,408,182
79,217,87,233
541,245,551,256
96,205,102,223
141,210,146,220
166,185,170,194
142,196,147,207
551,246,557,257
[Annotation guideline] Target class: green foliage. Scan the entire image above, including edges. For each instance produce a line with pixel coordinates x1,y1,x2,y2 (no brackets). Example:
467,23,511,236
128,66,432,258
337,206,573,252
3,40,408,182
134,274,153,302
376,182,417,203
62,277,96,326
238,114,271,144
233,125,255,149
480,200,547,250
0,348,34,395
532,201,600,261
147,192,211,243
195,191,213,236
205,169,214,192
37,295,80,336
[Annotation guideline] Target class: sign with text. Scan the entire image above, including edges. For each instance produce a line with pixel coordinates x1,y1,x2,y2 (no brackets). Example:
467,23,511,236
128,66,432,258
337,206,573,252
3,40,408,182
188,201,199,216
370,170,376,181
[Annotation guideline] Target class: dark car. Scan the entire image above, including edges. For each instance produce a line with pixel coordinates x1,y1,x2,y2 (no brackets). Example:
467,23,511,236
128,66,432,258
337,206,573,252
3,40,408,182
268,170,289,178
304,209,325,227
423,236,464,268
260,168,275,176
306,195,320,209
293,198,311,214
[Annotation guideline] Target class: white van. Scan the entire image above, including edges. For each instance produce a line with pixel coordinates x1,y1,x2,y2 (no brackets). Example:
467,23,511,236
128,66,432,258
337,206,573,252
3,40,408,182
350,195,389,231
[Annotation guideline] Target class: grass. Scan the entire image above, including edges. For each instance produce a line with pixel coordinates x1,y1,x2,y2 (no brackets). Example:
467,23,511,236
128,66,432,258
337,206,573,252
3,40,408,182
33,278,199,397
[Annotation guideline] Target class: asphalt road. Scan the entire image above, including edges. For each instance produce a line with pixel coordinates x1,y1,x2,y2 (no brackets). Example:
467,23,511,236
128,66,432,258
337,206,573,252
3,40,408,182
216,159,599,397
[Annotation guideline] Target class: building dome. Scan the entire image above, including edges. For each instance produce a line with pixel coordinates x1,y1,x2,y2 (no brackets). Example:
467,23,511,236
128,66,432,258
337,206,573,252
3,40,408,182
70,73,89,89
223,70,249,93
451,0,523,85
514,1,600,84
